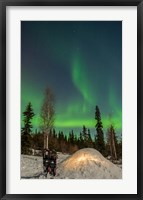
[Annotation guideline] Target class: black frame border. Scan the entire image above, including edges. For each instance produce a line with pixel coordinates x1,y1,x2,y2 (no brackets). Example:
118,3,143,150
0,0,143,199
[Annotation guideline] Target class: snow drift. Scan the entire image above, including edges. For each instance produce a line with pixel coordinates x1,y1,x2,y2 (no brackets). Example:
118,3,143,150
56,148,122,179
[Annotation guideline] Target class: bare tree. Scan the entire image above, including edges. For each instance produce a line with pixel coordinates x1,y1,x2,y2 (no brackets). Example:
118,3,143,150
41,88,55,149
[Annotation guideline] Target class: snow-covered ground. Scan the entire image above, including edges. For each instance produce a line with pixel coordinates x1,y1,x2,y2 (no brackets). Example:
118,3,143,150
21,148,122,179
21,152,69,179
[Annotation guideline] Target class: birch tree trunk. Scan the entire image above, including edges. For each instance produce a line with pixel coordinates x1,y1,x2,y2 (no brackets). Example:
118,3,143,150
44,133,46,149
44,133,49,149
46,134,49,149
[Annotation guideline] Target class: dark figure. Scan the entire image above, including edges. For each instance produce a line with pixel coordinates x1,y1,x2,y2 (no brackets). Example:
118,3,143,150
50,150,57,176
43,149,57,176
43,149,51,173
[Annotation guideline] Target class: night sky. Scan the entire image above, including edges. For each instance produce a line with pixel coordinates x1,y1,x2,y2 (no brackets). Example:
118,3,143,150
21,21,122,137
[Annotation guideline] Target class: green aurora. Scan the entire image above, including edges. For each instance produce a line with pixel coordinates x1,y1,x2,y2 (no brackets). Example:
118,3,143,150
21,21,122,136
21,52,122,135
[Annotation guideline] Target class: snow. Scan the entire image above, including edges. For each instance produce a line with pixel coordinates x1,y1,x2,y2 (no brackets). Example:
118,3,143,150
21,155,43,178
21,153,69,179
21,148,122,179
56,148,122,179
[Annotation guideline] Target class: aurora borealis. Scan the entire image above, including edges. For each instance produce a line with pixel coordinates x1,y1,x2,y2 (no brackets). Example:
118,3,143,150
21,21,122,136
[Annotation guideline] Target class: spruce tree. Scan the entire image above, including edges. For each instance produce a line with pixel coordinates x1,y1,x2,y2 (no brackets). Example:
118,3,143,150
95,105,105,155
117,137,122,160
81,126,93,148
87,129,93,148
21,102,35,154
79,132,84,149
107,125,118,160
82,125,87,147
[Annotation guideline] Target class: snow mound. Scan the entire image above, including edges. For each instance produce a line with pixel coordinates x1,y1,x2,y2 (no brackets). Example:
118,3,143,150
56,148,122,179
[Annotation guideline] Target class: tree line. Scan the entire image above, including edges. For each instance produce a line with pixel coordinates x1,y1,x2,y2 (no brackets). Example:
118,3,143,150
21,88,122,161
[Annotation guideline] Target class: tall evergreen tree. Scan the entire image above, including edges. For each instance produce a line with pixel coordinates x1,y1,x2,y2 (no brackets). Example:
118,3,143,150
21,102,35,154
68,130,75,145
95,105,105,155
80,126,93,148
87,129,93,148
78,132,84,149
22,102,35,135
117,136,122,159
107,125,118,160
82,125,87,147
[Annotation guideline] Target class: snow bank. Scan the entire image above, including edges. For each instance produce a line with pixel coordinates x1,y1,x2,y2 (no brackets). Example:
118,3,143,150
21,155,43,178
56,148,122,179
21,153,69,179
